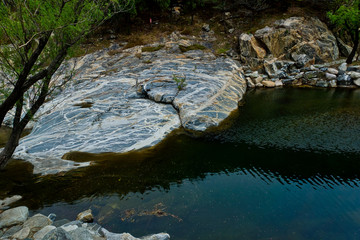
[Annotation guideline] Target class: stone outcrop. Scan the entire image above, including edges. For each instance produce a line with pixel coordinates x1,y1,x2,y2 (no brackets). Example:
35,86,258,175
12,32,246,175
239,17,340,68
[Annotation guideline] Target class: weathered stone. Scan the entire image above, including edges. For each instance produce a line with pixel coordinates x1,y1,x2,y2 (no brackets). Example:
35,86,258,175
100,228,170,240
339,63,347,72
33,226,57,240
255,82,263,87
23,213,52,237
349,71,360,79
246,77,255,88
316,80,329,88
0,196,22,210
325,73,337,80
12,226,30,240
263,59,279,77
337,74,352,86
42,227,72,240
76,210,93,223
255,17,339,63
354,78,360,87
67,227,95,240
262,80,276,88
327,68,338,75
239,33,267,59
1,225,23,238
202,24,210,32
329,80,337,88
337,38,353,58
48,214,56,222
275,79,283,87
254,76,263,84
0,206,28,229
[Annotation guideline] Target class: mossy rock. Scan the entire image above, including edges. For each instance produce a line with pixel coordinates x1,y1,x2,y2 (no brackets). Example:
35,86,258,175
179,44,206,52
142,45,164,52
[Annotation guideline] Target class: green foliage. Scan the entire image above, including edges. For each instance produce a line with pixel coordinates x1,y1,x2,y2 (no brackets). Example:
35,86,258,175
172,74,187,90
328,0,360,63
0,0,133,79
328,0,360,38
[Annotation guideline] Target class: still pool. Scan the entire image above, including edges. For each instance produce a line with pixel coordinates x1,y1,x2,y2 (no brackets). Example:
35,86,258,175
2,88,360,239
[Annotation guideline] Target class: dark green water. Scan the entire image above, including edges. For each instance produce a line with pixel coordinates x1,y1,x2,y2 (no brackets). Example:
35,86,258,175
2,88,360,239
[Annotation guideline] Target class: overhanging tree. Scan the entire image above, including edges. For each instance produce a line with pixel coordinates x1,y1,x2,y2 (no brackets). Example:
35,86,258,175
0,0,133,169
328,0,360,64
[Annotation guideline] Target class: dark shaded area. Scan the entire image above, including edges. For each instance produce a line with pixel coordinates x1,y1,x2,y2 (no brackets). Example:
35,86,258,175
1,88,360,212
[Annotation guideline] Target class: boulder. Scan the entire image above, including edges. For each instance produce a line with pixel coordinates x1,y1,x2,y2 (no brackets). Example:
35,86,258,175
337,38,353,58
42,227,72,240
254,17,339,64
0,206,28,229
354,78,360,87
325,73,337,80
327,68,338,75
239,33,267,59
22,213,52,237
76,209,93,223
33,225,57,240
349,71,360,79
339,63,347,72
262,80,276,88
12,226,30,240
0,195,22,210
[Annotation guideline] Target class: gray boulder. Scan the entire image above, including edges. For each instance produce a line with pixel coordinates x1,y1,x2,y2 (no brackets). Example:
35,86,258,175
42,227,72,240
0,206,28,229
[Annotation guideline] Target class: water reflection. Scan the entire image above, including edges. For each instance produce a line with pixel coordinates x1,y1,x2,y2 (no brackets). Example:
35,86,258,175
1,88,360,239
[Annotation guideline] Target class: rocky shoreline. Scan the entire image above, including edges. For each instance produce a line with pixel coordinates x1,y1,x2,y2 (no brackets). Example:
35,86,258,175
2,16,359,176
0,196,170,240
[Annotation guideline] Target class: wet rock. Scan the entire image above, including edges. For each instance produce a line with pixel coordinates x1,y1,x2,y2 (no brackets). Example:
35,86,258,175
0,195,22,210
48,214,57,222
76,209,93,223
0,206,28,229
33,225,57,240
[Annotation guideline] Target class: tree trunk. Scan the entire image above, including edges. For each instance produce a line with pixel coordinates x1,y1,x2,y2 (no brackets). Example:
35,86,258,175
0,77,50,169
0,124,23,169
347,29,359,64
